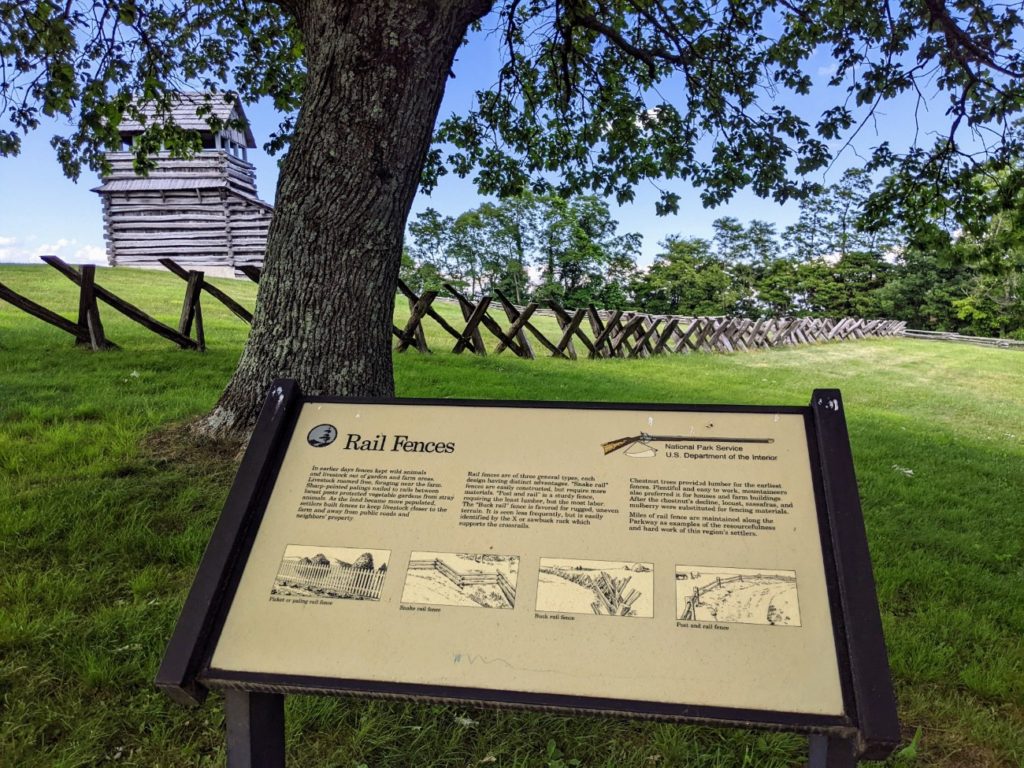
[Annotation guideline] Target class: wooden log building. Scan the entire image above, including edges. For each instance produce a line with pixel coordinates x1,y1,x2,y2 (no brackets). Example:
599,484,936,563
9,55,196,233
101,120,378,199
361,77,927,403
92,93,272,277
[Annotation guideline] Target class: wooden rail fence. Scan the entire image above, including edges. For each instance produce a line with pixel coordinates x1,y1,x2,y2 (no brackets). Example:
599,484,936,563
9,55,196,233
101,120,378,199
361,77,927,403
590,572,641,616
0,256,259,351
274,560,385,600
0,258,909,357
539,567,641,616
390,279,907,358
902,328,1024,350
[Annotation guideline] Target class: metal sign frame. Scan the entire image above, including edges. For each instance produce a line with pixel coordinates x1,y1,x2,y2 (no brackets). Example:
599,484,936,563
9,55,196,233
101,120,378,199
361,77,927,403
156,380,899,767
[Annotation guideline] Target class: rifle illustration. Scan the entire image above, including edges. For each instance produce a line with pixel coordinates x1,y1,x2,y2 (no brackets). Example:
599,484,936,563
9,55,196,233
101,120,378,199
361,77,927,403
601,433,775,455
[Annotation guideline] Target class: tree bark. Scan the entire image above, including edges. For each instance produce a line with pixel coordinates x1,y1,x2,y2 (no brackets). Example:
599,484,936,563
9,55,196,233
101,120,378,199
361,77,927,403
200,0,492,438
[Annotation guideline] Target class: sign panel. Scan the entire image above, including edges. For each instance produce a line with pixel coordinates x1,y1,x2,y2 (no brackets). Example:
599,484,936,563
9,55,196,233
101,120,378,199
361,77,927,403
206,400,845,717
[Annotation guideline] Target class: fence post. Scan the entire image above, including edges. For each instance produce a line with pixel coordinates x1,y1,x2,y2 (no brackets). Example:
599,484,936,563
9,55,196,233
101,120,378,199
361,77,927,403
77,265,113,350
452,296,493,354
406,295,428,351
494,289,535,359
396,290,437,353
178,270,206,351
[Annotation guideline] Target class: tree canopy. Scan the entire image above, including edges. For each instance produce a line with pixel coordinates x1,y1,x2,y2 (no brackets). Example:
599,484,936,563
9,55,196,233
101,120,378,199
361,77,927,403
4,0,1024,434
405,192,640,306
402,172,1023,338
6,1,1024,211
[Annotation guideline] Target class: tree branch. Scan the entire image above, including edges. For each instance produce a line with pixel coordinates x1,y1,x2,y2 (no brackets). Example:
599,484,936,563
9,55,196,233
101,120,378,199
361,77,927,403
922,0,1020,78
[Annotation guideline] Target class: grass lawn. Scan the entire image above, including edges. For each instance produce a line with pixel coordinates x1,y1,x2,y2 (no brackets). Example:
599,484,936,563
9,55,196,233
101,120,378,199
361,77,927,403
1,265,1021,767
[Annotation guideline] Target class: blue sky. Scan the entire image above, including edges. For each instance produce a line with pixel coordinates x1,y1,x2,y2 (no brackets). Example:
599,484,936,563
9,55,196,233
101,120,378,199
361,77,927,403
0,15,954,267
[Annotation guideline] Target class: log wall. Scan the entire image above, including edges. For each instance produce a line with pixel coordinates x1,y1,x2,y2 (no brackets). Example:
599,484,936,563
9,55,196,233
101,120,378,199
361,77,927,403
94,151,272,275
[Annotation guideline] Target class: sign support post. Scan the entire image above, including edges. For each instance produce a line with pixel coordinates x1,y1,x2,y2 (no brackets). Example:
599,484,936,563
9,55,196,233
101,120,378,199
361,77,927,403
808,733,856,768
224,690,285,768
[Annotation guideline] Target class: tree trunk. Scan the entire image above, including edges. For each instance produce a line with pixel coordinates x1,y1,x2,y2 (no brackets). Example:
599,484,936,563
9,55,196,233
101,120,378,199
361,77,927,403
199,0,492,439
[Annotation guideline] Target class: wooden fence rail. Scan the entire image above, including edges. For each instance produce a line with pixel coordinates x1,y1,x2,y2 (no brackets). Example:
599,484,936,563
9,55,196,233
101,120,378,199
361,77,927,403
902,328,1024,349
392,278,907,358
42,256,201,349
159,258,253,324
0,277,102,348
1,260,909,357
0,256,262,351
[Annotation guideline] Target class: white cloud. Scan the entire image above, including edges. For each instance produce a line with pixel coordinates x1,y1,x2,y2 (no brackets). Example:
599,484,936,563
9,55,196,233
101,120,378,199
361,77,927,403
34,238,74,255
0,235,108,265
0,237,20,263
74,244,107,263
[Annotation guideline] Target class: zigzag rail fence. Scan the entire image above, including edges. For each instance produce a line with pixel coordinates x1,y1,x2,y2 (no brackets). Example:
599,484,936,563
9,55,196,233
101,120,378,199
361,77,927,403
678,573,797,621
407,558,517,606
0,256,911,357
274,560,385,600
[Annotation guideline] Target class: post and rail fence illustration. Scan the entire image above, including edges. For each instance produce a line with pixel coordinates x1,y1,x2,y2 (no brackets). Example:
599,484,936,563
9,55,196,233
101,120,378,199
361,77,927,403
0,256,919,356
678,573,797,621
275,560,385,600
407,558,517,605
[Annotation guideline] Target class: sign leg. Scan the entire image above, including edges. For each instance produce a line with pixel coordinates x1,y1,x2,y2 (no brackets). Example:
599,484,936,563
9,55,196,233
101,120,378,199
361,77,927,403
225,689,286,768
808,734,856,767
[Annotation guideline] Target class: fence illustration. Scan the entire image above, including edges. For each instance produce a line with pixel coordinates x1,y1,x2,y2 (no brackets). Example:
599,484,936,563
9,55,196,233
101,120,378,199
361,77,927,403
407,558,517,606
539,566,642,616
275,560,386,601
539,566,596,588
679,573,797,621
590,572,641,616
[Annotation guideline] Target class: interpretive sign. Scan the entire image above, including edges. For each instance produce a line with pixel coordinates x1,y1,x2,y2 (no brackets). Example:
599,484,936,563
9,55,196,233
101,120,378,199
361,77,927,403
157,381,899,767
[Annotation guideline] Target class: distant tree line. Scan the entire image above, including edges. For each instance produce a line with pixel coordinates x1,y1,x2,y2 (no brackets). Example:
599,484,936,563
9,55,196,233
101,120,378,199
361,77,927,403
404,171,1024,339
402,191,638,309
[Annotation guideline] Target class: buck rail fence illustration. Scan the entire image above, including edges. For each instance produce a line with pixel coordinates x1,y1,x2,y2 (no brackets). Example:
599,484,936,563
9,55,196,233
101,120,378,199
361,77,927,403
274,560,386,601
406,558,517,607
538,566,644,617
678,572,797,622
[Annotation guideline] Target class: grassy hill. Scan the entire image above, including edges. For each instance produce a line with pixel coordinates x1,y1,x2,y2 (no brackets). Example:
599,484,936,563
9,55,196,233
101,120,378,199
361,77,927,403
1,265,1021,767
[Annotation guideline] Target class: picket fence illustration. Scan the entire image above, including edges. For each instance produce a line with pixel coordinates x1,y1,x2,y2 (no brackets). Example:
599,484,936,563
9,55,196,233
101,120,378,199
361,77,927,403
275,560,386,600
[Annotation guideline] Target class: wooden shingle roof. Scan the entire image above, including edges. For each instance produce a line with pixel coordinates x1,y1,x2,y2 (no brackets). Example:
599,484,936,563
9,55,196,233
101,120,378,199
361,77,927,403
118,93,256,148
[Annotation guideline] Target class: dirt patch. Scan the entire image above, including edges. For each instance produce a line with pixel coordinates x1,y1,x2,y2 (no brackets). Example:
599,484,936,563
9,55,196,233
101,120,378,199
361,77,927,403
141,418,243,478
